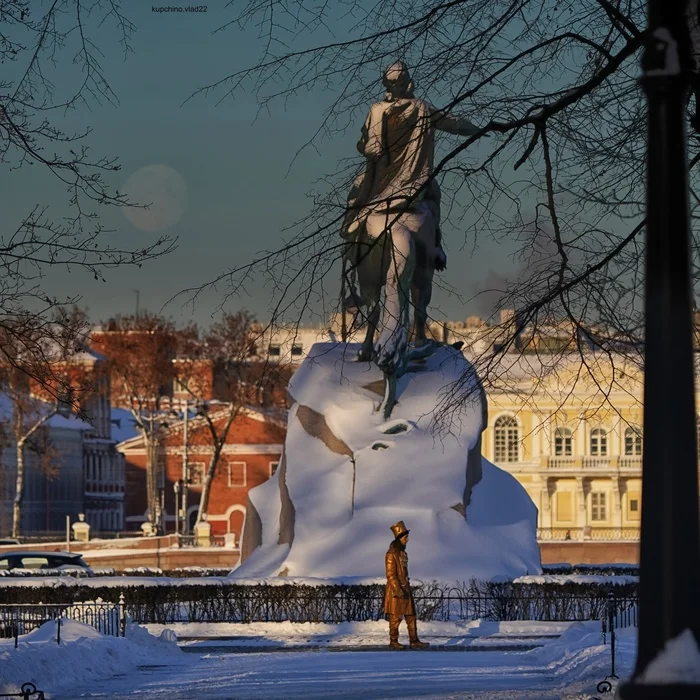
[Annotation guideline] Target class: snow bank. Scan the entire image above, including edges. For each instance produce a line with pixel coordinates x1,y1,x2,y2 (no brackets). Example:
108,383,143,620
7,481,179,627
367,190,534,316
640,628,700,684
236,342,541,581
0,618,182,694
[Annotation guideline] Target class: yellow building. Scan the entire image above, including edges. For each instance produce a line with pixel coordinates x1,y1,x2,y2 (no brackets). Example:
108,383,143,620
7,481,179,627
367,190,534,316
478,350,646,543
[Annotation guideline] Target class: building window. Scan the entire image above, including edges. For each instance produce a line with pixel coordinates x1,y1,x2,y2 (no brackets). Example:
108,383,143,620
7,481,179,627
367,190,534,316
624,426,643,456
227,461,247,487
554,428,573,456
269,345,281,357
629,499,639,512
188,462,206,486
590,428,608,457
591,492,607,521
494,415,519,463
269,461,280,477
291,345,303,357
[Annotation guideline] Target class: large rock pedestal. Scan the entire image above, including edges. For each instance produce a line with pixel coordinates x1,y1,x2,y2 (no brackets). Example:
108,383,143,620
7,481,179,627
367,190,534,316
235,342,541,581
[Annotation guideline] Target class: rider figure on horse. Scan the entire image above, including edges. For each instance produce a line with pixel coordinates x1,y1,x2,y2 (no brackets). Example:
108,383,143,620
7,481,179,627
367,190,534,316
341,62,484,413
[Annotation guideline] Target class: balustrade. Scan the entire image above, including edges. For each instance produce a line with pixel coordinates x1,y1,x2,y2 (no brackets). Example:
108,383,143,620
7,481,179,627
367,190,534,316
537,527,640,542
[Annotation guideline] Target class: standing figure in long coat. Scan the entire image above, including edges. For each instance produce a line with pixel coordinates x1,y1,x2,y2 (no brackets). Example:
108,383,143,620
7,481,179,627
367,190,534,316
384,520,430,649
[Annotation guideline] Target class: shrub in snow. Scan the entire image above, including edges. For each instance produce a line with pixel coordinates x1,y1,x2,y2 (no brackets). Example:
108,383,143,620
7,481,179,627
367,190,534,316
542,563,639,577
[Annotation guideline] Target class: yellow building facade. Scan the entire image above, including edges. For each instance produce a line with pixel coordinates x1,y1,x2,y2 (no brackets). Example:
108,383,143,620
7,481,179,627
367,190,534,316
479,352,646,542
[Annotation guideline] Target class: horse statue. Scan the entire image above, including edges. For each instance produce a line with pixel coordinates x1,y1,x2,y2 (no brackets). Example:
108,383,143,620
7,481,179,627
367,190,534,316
341,62,483,417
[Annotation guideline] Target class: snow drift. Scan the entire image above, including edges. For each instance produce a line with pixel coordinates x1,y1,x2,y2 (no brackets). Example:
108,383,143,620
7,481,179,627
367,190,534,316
235,342,541,581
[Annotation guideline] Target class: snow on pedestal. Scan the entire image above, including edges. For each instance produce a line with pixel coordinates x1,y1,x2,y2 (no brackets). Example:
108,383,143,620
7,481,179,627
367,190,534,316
235,342,541,581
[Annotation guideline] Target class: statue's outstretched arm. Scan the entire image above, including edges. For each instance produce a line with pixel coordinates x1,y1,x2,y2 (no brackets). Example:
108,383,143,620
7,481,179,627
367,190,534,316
430,105,481,137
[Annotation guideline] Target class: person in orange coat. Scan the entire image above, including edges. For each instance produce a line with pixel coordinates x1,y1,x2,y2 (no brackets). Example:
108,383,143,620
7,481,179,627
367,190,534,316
384,520,430,649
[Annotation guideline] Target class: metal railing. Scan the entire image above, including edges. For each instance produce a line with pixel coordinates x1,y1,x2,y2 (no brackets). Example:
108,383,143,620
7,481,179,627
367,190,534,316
601,593,639,682
0,596,126,646
177,534,230,548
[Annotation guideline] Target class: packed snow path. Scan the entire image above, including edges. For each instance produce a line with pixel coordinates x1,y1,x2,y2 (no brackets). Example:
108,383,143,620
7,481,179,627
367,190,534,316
52,644,631,700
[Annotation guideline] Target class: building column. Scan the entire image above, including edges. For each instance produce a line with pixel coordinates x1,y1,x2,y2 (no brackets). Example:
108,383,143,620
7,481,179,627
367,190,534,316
611,420,621,458
576,476,588,532
538,477,553,530
577,420,586,457
612,478,623,530
532,414,541,459
542,413,552,460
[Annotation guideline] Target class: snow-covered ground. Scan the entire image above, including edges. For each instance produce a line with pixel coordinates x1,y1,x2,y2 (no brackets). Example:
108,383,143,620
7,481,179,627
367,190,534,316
0,618,635,699
0,619,181,696
151,619,577,648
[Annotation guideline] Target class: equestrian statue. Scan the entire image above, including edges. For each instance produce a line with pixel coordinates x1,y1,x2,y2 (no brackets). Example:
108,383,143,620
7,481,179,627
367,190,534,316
341,62,484,417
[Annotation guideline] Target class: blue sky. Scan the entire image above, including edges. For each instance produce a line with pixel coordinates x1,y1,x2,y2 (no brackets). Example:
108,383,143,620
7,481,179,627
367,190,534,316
0,2,522,328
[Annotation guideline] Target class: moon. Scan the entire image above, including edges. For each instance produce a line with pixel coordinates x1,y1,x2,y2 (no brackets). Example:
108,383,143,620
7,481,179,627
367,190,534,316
122,164,187,232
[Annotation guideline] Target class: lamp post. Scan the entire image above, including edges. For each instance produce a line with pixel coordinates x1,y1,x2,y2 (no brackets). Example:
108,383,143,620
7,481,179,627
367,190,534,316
181,402,189,536
619,2,700,696
173,480,181,536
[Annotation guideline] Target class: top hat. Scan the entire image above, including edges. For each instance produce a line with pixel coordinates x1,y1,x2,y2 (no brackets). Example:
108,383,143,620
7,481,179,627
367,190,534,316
390,520,410,540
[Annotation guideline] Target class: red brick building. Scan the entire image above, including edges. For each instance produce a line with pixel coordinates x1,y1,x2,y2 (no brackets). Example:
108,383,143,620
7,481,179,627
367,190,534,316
117,406,285,543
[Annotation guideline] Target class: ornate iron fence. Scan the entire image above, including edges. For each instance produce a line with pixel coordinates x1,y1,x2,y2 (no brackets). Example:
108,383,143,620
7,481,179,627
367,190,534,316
0,596,126,646
601,592,639,681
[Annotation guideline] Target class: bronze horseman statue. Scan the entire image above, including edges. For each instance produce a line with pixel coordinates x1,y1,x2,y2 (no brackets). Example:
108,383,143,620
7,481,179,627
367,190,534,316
384,520,430,649
341,62,483,418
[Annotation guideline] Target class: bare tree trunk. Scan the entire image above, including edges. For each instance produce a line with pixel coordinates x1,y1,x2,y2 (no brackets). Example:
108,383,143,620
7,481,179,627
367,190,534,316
145,433,160,527
195,407,239,526
12,437,26,539
11,408,58,539
196,447,222,525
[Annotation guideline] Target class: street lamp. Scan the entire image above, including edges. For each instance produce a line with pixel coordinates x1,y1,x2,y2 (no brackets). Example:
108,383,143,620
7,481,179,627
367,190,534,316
619,3,700,696
173,480,181,536
171,399,208,537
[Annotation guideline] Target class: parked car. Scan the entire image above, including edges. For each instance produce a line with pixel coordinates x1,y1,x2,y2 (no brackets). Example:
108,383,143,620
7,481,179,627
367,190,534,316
0,551,93,575
0,538,20,546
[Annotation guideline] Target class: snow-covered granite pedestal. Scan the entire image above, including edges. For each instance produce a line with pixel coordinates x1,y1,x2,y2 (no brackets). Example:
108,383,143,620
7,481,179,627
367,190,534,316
234,342,541,582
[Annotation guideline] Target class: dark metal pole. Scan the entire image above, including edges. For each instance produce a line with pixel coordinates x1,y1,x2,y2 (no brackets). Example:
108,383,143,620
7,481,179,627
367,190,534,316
620,2,700,696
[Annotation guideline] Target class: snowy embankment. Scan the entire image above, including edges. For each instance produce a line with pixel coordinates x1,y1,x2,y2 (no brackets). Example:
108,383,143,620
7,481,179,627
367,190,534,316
0,619,182,696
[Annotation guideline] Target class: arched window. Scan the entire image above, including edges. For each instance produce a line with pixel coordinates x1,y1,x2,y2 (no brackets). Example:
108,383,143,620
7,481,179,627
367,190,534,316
554,428,573,457
590,428,608,457
494,415,519,463
624,426,643,456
